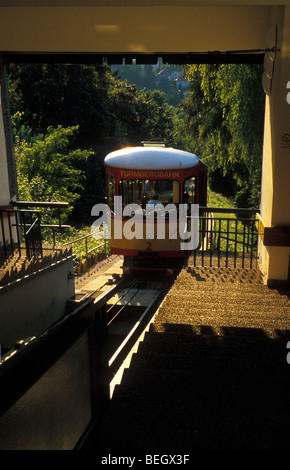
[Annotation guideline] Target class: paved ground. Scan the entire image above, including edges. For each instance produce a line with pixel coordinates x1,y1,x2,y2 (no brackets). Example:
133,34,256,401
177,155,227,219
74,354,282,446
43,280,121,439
74,254,123,295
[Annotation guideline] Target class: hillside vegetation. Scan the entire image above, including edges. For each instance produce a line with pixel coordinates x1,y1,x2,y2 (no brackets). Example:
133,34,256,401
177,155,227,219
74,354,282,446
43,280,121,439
8,61,264,248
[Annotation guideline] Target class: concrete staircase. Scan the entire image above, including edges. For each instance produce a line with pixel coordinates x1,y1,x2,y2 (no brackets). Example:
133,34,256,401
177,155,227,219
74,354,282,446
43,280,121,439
96,266,290,451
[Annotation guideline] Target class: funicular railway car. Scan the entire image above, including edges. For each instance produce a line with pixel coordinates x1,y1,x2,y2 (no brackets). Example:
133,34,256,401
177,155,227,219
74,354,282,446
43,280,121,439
104,143,207,275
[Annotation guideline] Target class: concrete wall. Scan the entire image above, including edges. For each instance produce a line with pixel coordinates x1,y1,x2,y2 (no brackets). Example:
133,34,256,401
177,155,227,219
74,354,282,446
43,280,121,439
0,256,75,347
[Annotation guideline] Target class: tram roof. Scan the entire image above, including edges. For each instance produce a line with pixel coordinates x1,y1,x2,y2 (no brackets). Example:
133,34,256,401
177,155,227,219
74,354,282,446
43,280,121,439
104,146,200,170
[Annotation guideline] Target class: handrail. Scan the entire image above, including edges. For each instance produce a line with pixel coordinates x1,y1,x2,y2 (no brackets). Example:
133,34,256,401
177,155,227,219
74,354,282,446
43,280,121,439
25,217,39,236
0,207,41,258
9,200,70,245
1,201,70,259
10,200,69,209
199,206,260,215
63,233,96,245
63,232,107,264
190,208,259,269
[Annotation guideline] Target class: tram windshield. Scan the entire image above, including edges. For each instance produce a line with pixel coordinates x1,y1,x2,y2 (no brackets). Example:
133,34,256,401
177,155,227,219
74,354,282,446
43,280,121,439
119,179,180,211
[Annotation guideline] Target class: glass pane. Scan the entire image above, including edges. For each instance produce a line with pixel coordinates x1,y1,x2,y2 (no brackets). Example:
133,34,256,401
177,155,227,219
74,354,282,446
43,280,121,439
119,179,180,208
184,176,196,204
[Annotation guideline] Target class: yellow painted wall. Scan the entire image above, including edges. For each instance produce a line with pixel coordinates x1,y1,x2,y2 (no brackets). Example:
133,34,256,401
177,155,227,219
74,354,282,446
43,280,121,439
258,5,290,284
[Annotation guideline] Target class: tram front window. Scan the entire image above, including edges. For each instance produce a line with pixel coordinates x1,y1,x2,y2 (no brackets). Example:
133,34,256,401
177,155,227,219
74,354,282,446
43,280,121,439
119,179,180,211
184,176,196,204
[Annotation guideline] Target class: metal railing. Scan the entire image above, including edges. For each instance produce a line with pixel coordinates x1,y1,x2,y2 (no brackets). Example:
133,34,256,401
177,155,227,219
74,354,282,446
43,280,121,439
0,201,70,260
63,232,109,272
11,200,71,246
191,206,260,269
20,210,43,259
0,207,42,259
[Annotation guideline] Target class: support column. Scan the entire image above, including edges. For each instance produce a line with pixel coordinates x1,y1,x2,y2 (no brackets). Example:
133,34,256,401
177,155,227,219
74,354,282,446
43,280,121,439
258,6,290,286
0,54,18,206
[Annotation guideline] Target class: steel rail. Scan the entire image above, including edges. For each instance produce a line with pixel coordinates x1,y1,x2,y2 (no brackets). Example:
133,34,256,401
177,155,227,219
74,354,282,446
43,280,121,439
105,274,176,381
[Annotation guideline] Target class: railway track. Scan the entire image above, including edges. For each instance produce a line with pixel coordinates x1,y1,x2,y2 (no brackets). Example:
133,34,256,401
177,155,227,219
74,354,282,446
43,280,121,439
92,270,177,396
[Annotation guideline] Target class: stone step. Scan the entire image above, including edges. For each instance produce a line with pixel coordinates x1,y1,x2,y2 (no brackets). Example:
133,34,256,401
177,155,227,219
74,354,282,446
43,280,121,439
98,265,290,451
155,308,290,323
139,329,288,352
127,346,287,377
178,265,263,275
172,279,268,289
113,367,290,406
170,286,273,297
102,366,290,449
161,296,290,310
152,320,290,338
166,284,289,295
99,410,287,451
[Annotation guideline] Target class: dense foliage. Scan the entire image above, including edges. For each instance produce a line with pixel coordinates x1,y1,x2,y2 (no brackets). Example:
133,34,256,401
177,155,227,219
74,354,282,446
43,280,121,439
179,64,265,208
8,61,265,232
8,63,177,224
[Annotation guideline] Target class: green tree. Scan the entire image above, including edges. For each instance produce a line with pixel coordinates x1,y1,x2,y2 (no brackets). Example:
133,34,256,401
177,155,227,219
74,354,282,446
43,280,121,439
115,62,157,91
181,64,265,207
8,62,177,150
9,63,180,223
14,123,93,222
8,63,114,146
108,80,176,146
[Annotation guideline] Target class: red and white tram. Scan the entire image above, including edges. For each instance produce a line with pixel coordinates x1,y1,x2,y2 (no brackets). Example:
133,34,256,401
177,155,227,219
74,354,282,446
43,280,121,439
104,143,207,274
